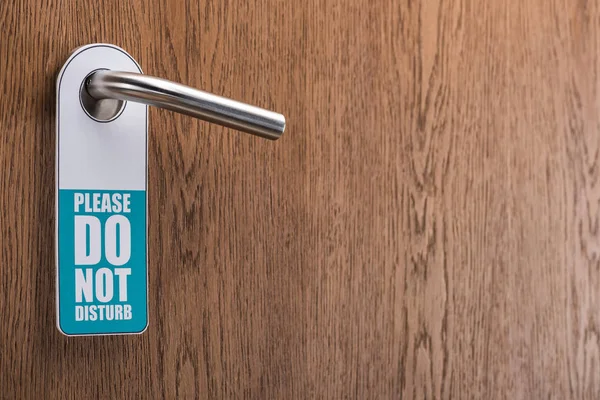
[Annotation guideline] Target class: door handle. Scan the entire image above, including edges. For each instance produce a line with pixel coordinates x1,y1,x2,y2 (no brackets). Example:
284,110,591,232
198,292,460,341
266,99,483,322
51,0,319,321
81,70,286,140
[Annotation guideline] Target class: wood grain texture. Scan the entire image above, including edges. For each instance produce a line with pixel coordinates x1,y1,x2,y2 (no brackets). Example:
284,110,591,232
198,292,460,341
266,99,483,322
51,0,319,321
1,0,600,398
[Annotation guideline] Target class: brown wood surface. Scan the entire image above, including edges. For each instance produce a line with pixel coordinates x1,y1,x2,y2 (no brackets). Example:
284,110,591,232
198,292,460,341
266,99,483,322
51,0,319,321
1,0,600,398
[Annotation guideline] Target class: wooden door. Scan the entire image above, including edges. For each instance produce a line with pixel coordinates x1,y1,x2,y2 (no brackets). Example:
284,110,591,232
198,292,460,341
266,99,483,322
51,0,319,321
2,0,600,398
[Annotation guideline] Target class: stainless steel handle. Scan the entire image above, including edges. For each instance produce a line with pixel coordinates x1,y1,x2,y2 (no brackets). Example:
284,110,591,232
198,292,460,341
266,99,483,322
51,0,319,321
83,70,285,140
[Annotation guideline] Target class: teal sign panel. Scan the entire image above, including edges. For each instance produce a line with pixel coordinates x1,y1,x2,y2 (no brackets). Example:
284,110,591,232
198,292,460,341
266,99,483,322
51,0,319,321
57,190,147,335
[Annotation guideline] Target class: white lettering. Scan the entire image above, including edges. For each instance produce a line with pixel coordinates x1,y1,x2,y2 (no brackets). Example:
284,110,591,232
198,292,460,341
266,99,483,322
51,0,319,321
124,304,132,320
74,193,84,212
112,193,122,212
95,268,113,303
114,268,131,301
74,304,132,321
75,305,84,321
74,216,101,265
101,193,112,212
75,268,93,302
105,215,131,266
122,193,131,213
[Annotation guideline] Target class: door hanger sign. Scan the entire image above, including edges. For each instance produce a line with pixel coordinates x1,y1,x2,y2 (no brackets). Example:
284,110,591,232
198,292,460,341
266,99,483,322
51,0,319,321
56,44,148,335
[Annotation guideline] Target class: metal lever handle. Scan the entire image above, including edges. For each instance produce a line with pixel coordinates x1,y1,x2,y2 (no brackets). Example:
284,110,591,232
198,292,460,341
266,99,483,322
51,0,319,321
84,70,285,140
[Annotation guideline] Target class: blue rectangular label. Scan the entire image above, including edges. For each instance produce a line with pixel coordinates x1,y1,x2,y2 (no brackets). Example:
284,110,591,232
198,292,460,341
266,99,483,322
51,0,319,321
57,189,147,335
